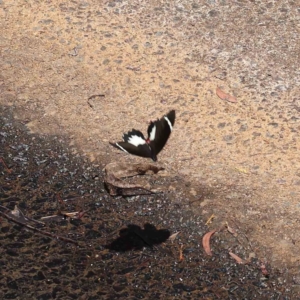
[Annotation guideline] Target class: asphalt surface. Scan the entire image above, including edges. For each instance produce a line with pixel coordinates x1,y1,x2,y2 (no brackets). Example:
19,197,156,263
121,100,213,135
1,1,300,298
1,106,298,299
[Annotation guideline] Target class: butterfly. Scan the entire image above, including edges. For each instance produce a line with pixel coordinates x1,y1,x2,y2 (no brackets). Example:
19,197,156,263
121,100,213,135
110,110,175,161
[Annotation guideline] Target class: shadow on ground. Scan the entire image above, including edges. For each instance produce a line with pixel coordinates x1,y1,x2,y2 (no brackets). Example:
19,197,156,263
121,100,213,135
106,223,170,252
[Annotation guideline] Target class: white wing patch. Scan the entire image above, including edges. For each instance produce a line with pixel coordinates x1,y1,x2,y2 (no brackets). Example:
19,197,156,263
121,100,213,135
116,143,128,153
127,135,146,146
164,116,173,131
149,125,156,141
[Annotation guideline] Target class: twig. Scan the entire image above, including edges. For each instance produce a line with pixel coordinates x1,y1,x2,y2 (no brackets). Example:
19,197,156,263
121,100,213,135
62,195,92,202
250,152,272,157
126,65,141,71
10,205,45,226
205,214,215,225
0,157,12,173
0,210,79,245
0,204,10,212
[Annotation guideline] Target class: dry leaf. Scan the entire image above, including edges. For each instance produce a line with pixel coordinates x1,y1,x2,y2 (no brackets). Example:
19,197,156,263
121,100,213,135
41,211,86,222
104,162,164,196
76,211,86,219
104,173,155,196
179,245,184,261
229,251,246,264
248,252,256,260
260,262,268,276
41,215,66,222
216,87,237,103
226,222,238,237
235,167,248,174
64,211,86,219
202,229,217,256
168,231,180,242
104,162,164,179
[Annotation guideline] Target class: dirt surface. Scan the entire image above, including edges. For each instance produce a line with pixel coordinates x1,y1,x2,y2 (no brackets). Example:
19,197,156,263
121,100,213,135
1,0,300,295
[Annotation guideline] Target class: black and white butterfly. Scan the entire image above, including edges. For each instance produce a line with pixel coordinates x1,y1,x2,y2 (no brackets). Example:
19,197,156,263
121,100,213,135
110,110,175,161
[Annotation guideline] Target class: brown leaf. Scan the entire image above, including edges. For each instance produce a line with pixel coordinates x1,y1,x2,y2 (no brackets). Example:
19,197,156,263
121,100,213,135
216,87,237,103
76,211,86,219
104,173,155,196
226,222,238,237
260,262,268,276
105,162,164,179
229,251,247,264
179,245,184,261
168,231,180,242
202,229,217,256
56,193,64,206
104,162,164,196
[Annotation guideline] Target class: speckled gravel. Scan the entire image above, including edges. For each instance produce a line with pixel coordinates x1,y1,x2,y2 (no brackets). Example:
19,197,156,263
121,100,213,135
1,0,300,295
1,107,298,299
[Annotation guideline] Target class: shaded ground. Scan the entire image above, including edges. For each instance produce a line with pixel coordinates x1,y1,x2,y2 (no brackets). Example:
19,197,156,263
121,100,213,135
1,0,300,296
0,106,297,299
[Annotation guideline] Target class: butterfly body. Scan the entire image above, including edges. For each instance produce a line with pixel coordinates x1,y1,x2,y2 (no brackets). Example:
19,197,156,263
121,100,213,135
110,110,175,161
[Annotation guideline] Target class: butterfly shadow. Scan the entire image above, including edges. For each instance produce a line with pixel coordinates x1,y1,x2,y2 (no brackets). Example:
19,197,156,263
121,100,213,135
105,223,170,252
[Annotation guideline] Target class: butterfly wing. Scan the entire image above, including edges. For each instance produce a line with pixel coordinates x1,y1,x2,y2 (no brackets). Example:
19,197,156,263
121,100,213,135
109,129,153,159
147,110,175,156
110,110,175,161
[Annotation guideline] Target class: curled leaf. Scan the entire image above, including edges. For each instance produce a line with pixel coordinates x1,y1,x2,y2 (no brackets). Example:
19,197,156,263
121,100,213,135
104,162,164,196
104,162,164,179
202,229,217,256
216,87,237,103
229,251,247,264
104,173,155,196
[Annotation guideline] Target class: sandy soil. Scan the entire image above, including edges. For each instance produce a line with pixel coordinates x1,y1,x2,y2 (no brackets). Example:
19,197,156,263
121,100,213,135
1,0,300,275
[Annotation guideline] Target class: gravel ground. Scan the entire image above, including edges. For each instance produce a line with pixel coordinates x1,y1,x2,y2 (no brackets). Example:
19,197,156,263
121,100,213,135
1,0,300,297
1,106,298,299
